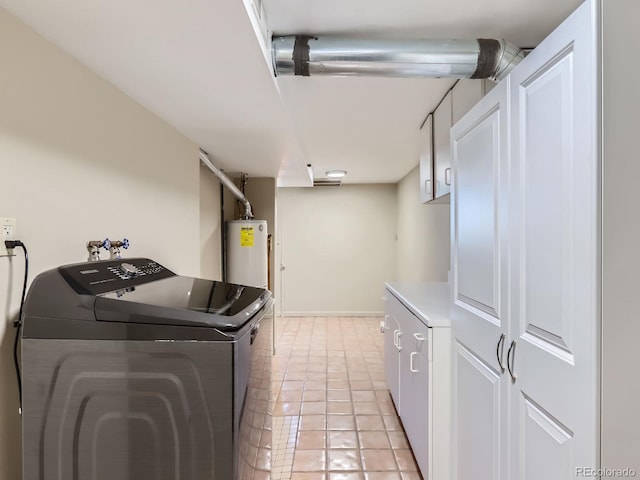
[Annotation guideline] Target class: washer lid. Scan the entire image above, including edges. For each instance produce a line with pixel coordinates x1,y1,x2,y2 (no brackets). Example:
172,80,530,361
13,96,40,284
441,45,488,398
95,276,272,331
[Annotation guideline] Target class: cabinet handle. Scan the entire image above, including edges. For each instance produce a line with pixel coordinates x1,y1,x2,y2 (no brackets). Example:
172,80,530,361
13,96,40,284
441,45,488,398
396,331,402,351
496,333,506,373
507,340,517,382
425,179,432,194
382,296,389,302
410,352,419,373
393,330,400,348
413,333,425,342
380,315,389,333
445,167,452,186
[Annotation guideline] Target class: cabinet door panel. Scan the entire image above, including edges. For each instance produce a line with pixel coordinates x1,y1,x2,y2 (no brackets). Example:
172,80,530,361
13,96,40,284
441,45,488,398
451,79,510,480
454,341,503,480
451,79,509,362
521,53,574,354
399,316,432,479
383,308,401,409
519,395,573,480
509,0,598,477
434,90,453,198
455,112,501,316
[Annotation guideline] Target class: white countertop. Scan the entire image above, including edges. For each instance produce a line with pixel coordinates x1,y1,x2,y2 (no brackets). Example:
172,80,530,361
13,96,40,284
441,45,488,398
384,281,452,328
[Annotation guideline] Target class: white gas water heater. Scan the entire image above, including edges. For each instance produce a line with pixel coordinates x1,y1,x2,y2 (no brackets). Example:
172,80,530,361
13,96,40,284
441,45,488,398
198,149,269,290
227,219,268,289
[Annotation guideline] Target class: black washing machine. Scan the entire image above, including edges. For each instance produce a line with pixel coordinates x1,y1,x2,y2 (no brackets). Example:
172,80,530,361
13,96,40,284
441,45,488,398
21,258,272,480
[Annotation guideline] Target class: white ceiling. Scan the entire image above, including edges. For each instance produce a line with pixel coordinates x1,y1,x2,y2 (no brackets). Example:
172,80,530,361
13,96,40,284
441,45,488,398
0,0,581,185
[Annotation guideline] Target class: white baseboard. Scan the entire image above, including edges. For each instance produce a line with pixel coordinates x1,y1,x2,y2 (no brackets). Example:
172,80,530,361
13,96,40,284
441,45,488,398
279,311,384,317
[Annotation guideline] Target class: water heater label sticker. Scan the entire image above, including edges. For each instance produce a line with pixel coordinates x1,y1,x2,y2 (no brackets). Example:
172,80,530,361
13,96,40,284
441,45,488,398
240,227,254,247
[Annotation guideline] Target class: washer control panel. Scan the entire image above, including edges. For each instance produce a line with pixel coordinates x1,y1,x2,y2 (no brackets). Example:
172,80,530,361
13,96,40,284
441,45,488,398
118,263,139,277
60,258,176,295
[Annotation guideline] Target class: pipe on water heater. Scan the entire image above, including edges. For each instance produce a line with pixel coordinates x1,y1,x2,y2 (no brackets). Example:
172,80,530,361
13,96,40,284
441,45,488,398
199,149,254,220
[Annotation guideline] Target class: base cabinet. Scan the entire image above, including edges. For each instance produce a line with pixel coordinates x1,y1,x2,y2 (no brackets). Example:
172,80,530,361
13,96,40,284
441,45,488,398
398,307,431,475
383,284,451,480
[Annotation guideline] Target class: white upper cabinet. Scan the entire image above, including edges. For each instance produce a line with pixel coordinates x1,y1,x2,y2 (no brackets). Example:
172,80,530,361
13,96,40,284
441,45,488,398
420,80,487,205
419,114,434,203
433,90,453,199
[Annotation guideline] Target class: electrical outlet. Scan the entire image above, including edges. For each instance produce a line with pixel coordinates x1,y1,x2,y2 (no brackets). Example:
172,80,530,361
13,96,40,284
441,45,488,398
0,217,17,257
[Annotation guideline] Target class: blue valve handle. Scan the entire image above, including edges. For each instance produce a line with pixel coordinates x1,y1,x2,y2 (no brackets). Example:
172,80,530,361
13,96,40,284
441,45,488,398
101,238,128,253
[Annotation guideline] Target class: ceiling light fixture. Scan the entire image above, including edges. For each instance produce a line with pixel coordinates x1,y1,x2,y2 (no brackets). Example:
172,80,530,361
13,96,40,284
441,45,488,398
325,170,347,178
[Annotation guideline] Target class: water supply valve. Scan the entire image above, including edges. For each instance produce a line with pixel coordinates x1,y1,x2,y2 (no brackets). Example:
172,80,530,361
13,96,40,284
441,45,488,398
86,240,107,262
103,238,130,260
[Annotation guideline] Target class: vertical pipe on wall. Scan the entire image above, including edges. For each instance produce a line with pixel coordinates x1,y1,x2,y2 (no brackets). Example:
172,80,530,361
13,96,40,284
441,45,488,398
199,149,254,220
220,182,227,282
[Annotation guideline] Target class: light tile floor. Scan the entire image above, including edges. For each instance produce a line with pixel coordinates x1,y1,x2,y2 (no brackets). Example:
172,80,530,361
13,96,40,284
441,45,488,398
271,317,422,480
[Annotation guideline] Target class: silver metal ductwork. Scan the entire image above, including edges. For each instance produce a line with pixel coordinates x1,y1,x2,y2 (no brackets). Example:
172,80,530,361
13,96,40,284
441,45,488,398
199,149,254,220
272,36,523,81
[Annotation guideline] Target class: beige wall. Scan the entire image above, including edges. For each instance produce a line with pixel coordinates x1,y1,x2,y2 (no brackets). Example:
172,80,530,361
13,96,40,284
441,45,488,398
602,0,640,470
0,9,205,478
200,166,223,280
244,178,277,292
396,166,450,282
278,185,397,315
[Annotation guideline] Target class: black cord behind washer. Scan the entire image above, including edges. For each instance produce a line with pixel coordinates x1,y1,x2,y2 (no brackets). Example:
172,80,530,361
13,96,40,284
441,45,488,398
5,240,28,414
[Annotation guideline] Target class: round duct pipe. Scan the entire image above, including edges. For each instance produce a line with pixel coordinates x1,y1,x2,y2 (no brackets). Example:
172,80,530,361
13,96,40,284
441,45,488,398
272,36,523,82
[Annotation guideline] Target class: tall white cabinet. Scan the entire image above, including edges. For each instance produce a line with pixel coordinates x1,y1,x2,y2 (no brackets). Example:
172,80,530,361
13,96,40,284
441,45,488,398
450,0,640,478
450,76,510,480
